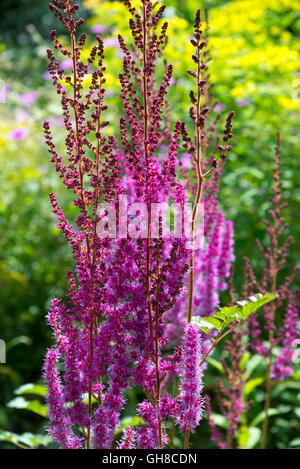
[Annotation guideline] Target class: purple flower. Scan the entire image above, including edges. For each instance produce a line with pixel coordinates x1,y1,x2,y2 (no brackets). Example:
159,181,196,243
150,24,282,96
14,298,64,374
213,103,225,112
119,428,136,449
272,299,299,380
236,98,250,107
0,83,9,103
179,152,192,170
10,127,29,141
103,37,119,48
19,91,39,106
59,59,73,70
91,24,105,34
178,324,204,433
43,348,82,449
16,109,29,123
43,71,52,80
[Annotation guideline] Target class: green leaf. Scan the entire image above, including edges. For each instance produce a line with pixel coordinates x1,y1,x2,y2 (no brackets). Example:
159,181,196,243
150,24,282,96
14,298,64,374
192,294,276,337
218,306,240,316
210,413,229,430
200,316,222,331
244,377,265,395
206,357,224,373
0,430,51,449
238,293,276,320
240,352,251,370
14,383,47,397
290,438,300,448
238,426,261,449
250,405,291,427
243,354,264,379
191,316,215,335
6,336,32,351
116,416,144,435
82,393,97,405
7,397,48,417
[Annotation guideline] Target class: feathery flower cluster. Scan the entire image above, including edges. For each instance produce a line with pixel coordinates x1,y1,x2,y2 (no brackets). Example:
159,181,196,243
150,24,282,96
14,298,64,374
167,9,235,351
43,0,220,450
42,0,298,452
39,0,262,451
178,324,203,436
244,133,299,379
272,294,299,380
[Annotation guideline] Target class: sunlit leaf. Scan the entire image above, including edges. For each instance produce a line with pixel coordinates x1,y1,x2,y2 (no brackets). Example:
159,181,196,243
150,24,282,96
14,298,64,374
7,397,48,417
14,383,47,397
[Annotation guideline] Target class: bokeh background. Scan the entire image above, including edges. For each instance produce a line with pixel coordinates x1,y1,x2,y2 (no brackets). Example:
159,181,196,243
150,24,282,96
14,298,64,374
0,0,299,449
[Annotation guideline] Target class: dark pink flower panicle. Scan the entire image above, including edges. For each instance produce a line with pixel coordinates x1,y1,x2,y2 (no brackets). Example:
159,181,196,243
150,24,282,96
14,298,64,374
178,324,203,433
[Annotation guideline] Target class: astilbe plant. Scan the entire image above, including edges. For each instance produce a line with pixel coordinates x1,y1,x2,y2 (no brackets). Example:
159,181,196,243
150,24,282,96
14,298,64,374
168,8,235,353
42,0,192,449
205,273,251,449
206,135,299,449
243,133,299,448
42,0,279,450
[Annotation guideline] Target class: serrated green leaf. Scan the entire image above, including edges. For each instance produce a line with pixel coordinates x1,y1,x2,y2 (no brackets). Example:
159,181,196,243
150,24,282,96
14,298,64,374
191,316,215,335
221,316,239,330
213,311,226,320
239,293,276,320
200,316,222,331
218,306,239,317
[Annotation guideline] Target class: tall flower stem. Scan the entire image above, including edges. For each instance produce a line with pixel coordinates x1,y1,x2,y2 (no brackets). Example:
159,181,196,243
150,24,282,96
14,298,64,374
187,14,204,325
261,252,278,448
142,1,153,337
141,0,161,447
68,2,93,448
185,10,232,323
261,133,280,449
183,10,234,449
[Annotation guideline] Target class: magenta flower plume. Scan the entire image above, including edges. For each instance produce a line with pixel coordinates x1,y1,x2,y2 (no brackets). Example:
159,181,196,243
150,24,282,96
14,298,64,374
119,427,136,449
43,348,82,449
40,0,248,451
272,295,299,380
178,324,204,434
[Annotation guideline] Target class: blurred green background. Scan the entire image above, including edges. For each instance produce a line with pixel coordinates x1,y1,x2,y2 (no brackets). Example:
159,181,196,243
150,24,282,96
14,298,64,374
0,0,299,449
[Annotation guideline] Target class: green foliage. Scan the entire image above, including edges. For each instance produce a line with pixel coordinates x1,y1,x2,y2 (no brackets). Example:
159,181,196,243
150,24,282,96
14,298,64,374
7,397,47,418
0,382,50,449
192,293,276,335
0,430,51,449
